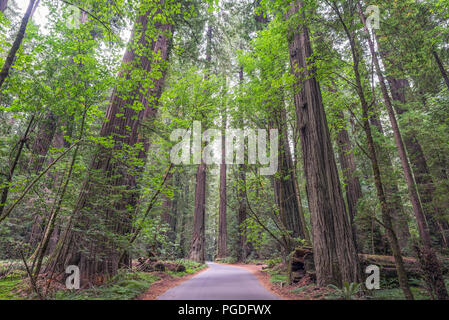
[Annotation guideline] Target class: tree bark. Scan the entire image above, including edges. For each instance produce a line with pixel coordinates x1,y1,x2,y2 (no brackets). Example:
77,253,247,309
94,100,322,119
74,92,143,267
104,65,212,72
287,0,360,287
273,102,308,242
189,163,206,263
217,113,227,258
161,172,176,243
334,111,362,247
29,112,57,172
189,22,212,263
178,180,189,258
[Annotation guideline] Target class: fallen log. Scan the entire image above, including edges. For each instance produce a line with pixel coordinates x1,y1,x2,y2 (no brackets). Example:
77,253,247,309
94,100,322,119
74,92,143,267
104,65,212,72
287,247,448,284
135,258,186,273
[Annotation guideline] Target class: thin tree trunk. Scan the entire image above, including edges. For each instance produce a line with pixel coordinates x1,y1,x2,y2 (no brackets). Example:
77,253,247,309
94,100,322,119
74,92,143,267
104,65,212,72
236,66,249,262
368,112,411,251
432,50,449,91
287,0,360,287
388,77,447,247
0,0,38,89
358,2,448,300
217,113,227,258
331,1,413,298
31,107,87,281
0,115,35,219
178,180,189,258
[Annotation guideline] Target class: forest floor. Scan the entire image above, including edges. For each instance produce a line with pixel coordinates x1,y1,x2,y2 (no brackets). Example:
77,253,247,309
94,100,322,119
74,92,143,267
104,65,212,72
229,263,331,300
226,262,443,300
0,259,206,300
1,258,447,300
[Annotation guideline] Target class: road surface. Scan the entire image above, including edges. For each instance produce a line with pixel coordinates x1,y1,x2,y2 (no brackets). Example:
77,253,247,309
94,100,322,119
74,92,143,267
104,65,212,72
157,262,281,300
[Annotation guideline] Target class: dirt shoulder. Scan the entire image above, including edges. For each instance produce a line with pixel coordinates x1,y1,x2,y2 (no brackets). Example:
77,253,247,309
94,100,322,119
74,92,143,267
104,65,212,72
137,267,209,300
228,263,331,300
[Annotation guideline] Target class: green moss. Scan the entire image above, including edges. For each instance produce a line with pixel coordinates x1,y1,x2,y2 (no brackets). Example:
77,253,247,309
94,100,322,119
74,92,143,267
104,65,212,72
269,273,288,284
0,273,25,300
371,286,430,300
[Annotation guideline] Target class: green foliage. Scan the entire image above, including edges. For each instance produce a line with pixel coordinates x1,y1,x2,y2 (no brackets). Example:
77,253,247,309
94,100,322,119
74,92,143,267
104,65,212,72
265,257,282,268
269,272,288,286
327,282,361,300
215,257,237,264
0,265,26,300
53,271,159,300
169,259,206,275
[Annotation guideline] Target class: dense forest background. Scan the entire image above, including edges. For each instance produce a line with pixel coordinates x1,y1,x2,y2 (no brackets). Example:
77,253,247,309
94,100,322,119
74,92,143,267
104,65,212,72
1,0,449,300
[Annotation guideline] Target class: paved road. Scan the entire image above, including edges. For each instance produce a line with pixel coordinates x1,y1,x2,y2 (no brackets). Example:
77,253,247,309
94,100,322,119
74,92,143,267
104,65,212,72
158,262,280,300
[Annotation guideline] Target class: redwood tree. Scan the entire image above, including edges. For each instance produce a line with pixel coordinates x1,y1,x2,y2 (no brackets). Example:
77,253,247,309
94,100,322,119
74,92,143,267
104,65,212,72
48,1,175,283
286,0,360,286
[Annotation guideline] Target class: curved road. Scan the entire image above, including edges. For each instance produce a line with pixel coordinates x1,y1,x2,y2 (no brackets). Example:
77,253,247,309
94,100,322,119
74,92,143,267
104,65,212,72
158,262,280,300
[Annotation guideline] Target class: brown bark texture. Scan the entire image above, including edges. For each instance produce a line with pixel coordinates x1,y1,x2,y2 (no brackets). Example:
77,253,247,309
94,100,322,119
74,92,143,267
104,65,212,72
287,0,360,286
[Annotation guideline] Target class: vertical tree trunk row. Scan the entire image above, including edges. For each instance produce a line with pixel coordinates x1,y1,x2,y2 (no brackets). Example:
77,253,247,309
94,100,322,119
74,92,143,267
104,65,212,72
387,77,448,247
358,1,448,299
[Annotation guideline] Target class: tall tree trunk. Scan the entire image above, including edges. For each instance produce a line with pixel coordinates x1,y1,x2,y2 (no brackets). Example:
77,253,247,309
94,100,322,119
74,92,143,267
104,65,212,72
273,102,308,242
29,112,57,172
189,163,206,263
217,113,227,258
331,1,413,298
0,115,35,222
358,2,448,300
236,66,249,262
388,77,448,247
28,128,65,250
161,172,176,244
368,112,411,251
0,0,38,89
287,0,360,287
189,22,212,263
334,111,362,247
178,181,189,258
48,3,174,284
